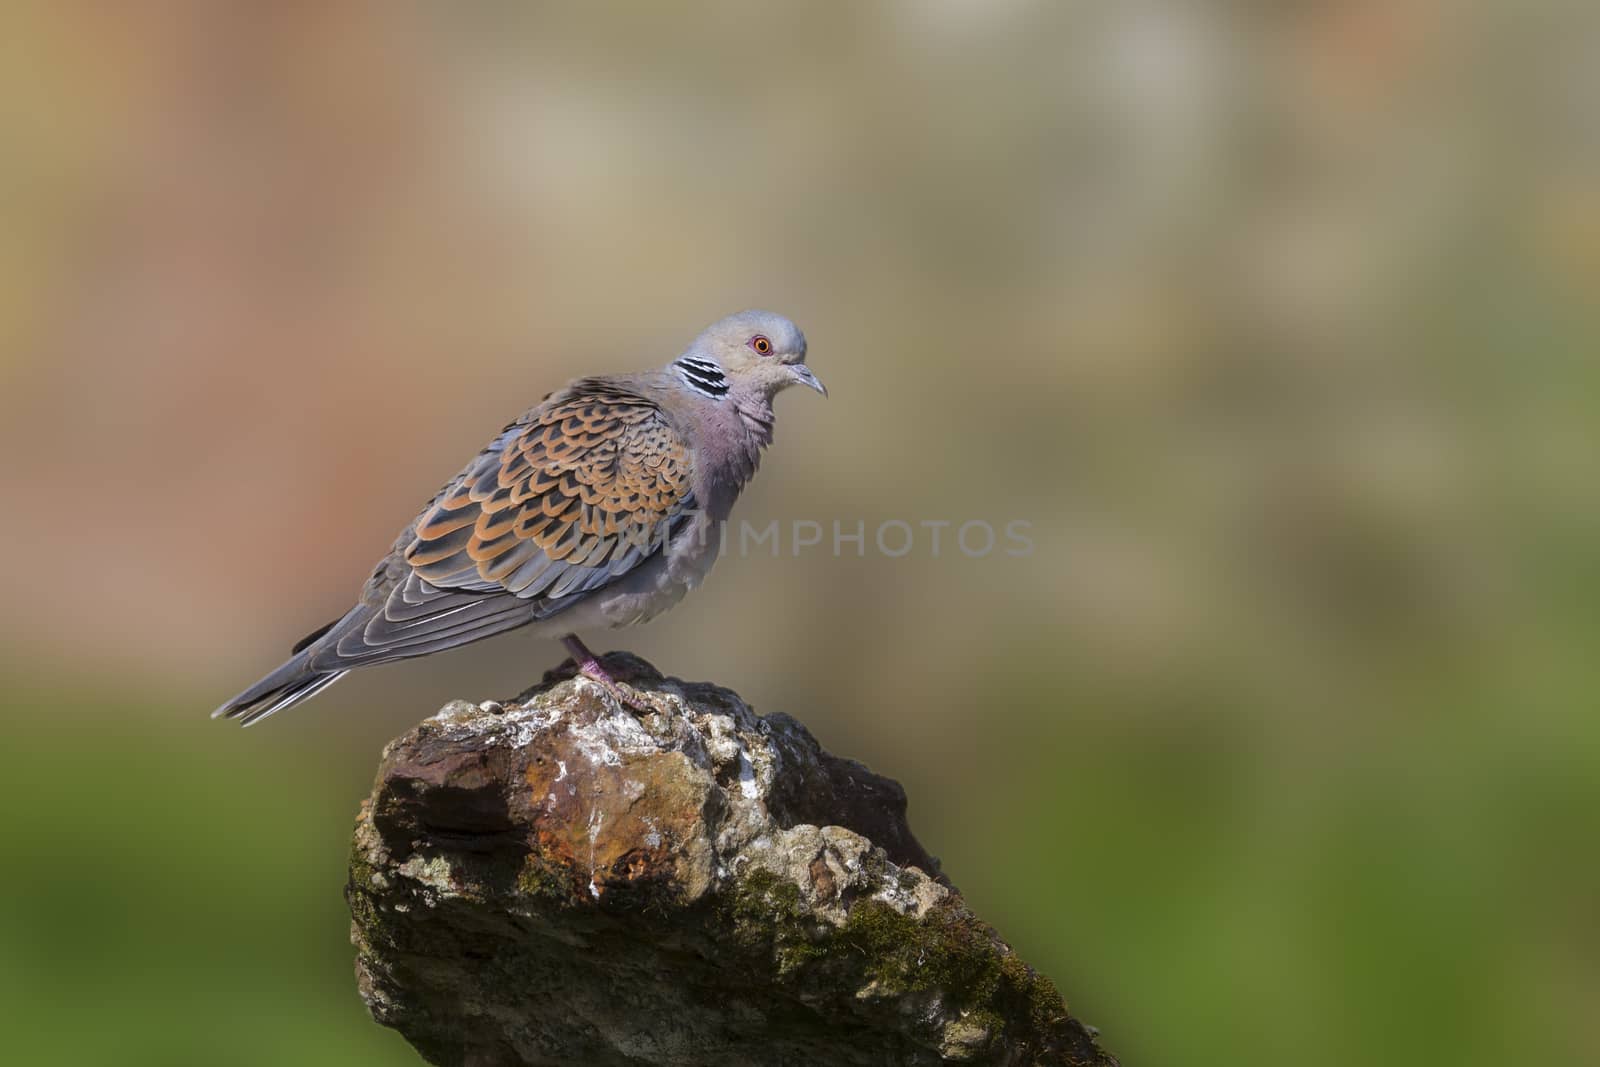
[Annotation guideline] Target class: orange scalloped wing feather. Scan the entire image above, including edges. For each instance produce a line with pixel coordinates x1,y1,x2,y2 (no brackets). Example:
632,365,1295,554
404,387,695,604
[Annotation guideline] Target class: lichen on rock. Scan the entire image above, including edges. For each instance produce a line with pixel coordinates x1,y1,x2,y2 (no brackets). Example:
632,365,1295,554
348,653,1117,1067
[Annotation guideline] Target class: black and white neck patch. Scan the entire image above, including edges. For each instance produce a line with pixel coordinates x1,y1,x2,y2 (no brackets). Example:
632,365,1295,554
675,356,729,399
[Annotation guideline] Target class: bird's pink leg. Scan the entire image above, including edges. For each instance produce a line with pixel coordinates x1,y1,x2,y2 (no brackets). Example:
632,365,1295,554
561,634,651,712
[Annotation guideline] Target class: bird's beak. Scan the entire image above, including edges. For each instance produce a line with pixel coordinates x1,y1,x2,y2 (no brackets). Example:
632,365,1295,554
788,364,827,397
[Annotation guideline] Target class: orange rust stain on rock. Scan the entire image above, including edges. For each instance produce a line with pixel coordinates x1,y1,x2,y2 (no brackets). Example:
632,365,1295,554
520,745,712,901
808,854,837,902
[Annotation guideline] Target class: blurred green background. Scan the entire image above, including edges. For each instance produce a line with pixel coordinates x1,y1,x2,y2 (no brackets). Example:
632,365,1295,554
3,2,1599,1064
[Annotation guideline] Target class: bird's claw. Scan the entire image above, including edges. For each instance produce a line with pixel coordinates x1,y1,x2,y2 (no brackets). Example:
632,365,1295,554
576,667,655,716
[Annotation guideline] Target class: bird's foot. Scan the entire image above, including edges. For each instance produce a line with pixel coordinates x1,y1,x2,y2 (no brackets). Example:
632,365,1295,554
577,669,655,714
562,635,655,715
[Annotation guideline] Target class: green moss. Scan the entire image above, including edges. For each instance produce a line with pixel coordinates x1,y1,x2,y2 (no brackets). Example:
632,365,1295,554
345,844,386,941
345,885,381,941
730,868,802,922
719,867,1066,1047
860,847,889,890
515,854,576,903
996,954,1067,1032
348,852,375,894
839,899,1002,1004
724,867,825,972
965,1006,1005,1036
727,868,1001,999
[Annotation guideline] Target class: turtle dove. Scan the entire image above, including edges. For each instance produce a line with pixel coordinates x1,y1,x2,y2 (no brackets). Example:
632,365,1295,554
214,310,823,724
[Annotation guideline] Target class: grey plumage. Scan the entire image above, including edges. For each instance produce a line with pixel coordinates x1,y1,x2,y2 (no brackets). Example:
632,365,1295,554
214,310,822,725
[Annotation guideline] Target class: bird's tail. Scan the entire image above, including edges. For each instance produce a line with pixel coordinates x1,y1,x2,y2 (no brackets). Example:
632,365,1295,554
211,643,349,727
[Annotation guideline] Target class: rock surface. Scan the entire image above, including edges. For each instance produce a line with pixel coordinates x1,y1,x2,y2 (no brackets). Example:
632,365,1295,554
348,653,1117,1067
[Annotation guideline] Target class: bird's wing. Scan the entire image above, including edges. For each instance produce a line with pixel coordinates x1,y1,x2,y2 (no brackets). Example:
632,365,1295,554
305,381,697,670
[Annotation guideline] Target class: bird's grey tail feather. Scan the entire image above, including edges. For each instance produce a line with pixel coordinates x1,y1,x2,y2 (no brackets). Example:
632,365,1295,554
211,649,349,726
291,617,340,654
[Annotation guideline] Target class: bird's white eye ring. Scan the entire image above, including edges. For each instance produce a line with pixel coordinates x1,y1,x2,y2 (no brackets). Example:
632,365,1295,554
750,335,772,355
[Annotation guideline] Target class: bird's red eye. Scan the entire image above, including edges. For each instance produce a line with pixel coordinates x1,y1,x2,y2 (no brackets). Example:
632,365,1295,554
750,335,772,355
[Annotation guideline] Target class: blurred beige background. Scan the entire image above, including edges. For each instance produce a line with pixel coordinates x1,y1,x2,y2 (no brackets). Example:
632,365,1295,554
2,2,1598,1065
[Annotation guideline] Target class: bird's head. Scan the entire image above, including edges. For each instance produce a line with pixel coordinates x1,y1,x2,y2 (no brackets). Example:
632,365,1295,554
675,309,825,401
